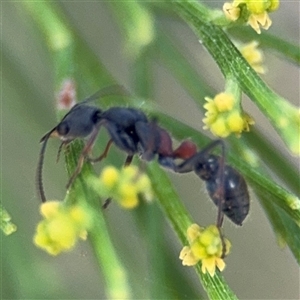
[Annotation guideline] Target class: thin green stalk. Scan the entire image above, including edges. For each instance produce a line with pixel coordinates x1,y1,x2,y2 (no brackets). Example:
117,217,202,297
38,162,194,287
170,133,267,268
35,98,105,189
22,2,131,298
132,48,172,299
147,162,238,300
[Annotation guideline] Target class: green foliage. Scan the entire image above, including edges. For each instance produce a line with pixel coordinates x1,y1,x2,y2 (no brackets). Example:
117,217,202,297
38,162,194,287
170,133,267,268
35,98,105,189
2,1,299,299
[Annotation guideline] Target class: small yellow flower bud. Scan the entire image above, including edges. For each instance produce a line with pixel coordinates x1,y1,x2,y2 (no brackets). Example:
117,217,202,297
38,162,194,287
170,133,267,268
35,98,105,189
203,89,254,137
248,11,272,34
48,217,77,249
118,184,139,209
34,202,93,255
187,223,202,242
246,0,268,14
210,118,229,138
100,166,120,188
94,165,154,209
40,201,60,218
179,246,199,266
226,0,279,33
121,195,139,209
199,227,217,247
191,242,208,259
204,97,218,115
214,93,234,112
179,224,231,276
227,111,245,133
223,2,241,21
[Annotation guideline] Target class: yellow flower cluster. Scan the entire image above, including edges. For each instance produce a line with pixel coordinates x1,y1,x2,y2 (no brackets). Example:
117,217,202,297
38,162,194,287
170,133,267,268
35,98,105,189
34,201,93,255
203,92,254,137
223,0,280,34
94,165,154,209
179,224,231,277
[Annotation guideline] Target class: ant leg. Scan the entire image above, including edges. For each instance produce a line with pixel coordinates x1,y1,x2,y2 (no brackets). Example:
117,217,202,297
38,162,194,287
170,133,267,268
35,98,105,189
56,142,65,163
56,141,72,163
88,139,113,163
175,139,228,256
66,125,101,190
217,225,227,259
124,155,133,167
102,198,112,209
210,140,227,258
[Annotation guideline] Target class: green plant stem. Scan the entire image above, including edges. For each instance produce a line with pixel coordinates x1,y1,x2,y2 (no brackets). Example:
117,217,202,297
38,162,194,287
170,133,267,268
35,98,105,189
146,162,238,300
171,0,300,155
23,2,131,298
132,50,172,299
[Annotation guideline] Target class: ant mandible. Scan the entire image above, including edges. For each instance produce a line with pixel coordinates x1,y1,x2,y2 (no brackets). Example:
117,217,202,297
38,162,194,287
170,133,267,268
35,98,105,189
36,85,197,203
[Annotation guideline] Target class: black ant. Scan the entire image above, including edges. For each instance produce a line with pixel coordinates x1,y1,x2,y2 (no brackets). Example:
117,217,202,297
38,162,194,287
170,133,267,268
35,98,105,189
36,86,249,256
36,85,197,203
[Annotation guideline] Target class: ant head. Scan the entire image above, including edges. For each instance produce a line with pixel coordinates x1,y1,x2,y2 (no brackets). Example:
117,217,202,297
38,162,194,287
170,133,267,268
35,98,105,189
56,121,70,137
47,105,103,142
36,84,128,202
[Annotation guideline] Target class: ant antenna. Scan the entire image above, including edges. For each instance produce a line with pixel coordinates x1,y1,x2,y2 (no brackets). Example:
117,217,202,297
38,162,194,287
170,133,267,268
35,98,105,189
36,131,52,202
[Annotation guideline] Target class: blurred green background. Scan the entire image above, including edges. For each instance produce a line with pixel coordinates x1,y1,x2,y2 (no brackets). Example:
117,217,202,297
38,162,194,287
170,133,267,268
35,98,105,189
2,2,299,299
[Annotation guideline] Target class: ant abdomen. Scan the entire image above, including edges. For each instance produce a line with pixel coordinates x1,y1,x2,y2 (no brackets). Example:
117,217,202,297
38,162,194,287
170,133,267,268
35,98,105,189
195,156,250,226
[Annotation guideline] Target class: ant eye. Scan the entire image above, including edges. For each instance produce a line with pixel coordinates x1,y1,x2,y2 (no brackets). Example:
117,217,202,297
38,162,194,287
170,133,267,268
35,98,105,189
56,122,70,136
